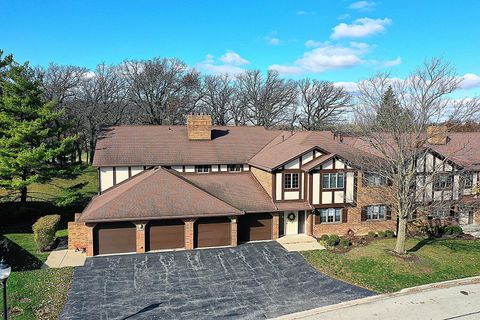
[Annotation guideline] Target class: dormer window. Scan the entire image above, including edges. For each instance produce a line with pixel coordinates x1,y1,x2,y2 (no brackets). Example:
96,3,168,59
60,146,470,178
433,174,453,190
228,164,242,172
322,173,344,189
284,173,299,190
195,165,211,173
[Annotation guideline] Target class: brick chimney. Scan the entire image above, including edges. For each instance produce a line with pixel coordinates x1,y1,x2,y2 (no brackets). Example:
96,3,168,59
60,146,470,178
187,114,212,140
427,125,448,145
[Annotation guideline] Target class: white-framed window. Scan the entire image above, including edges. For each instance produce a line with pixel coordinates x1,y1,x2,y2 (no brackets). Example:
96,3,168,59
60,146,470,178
431,207,450,218
284,173,299,190
228,164,242,172
364,172,388,186
433,174,453,190
322,173,344,189
366,205,386,220
463,174,473,188
320,208,342,223
195,165,211,173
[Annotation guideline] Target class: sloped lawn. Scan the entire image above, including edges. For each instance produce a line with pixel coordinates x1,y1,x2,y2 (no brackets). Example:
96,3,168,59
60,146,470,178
1,229,74,319
302,238,480,293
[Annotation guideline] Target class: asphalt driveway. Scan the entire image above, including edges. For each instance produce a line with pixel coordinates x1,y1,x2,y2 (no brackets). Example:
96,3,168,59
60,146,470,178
60,242,374,320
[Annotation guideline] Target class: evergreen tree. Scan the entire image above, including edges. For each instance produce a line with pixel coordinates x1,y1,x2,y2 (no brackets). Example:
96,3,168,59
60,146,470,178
0,54,81,203
375,86,413,132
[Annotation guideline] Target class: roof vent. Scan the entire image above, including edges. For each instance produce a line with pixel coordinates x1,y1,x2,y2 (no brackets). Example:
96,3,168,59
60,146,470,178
187,114,212,141
427,125,449,145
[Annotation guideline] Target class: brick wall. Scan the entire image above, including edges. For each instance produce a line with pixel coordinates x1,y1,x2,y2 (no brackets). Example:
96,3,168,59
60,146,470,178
135,222,147,253
230,217,237,247
251,166,273,197
314,172,397,237
187,115,212,140
271,212,279,239
183,218,195,250
67,220,89,250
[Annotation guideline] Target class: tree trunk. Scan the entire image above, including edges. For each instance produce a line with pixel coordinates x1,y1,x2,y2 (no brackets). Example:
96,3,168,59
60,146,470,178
20,171,28,203
394,215,407,254
77,145,83,164
20,186,27,203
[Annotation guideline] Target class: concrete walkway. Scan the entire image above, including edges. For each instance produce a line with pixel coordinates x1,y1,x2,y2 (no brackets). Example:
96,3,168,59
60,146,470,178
43,249,86,268
274,277,480,320
276,234,325,251
462,224,480,238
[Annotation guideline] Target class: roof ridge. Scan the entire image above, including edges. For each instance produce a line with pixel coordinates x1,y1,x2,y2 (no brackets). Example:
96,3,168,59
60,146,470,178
164,168,243,213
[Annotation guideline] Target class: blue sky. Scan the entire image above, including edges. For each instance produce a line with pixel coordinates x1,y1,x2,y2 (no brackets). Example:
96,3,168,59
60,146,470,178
2,0,480,95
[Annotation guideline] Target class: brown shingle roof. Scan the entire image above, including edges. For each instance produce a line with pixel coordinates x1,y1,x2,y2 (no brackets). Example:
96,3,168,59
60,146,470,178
92,125,280,167
275,202,313,211
181,171,277,212
301,154,337,171
79,167,242,223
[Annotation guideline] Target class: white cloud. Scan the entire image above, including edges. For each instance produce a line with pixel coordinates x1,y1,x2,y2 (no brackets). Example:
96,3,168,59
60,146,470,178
349,1,376,10
219,51,249,66
197,51,249,75
269,42,369,75
305,40,325,48
265,36,281,45
268,64,303,75
460,73,480,89
338,13,350,20
331,17,391,39
334,81,359,93
379,56,402,68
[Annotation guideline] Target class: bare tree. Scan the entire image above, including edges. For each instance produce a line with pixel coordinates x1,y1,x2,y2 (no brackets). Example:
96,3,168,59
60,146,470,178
123,57,202,125
40,64,88,162
236,70,297,128
298,79,352,130
353,58,480,254
200,74,236,125
41,63,88,103
78,63,129,163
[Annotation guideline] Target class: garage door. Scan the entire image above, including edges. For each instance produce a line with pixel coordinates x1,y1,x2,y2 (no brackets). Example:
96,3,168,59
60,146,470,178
147,219,185,251
194,217,231,248
238,213,273,242
94,222,136,255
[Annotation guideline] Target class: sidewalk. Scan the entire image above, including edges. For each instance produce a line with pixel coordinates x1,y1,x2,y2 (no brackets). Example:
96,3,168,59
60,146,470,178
43,249,86,268
273,277,480,320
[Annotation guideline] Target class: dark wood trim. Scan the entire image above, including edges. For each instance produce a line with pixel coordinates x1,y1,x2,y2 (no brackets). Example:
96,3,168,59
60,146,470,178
112,167,116,186
128,166,132,179
272,172,277,201
98,168,102,194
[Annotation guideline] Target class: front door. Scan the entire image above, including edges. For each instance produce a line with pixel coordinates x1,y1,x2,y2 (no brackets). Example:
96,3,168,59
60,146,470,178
284,211,298,235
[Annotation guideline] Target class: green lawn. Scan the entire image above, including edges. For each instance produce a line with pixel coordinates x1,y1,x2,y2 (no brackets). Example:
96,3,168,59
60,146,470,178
1,229,74,320
0,165,97,203
302,238,480,293
0,166,96,319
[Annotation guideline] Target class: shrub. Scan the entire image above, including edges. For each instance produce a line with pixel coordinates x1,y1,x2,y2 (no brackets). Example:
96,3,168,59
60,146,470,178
319,234,329,242
378,231,386,238
367,231,376,238
385,230,395,238
326,234,340,247
444,225,463,236
32,215,61,251
339,238,350,248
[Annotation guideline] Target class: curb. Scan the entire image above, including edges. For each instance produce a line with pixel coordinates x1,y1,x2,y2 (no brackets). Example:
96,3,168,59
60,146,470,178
272,276,480,320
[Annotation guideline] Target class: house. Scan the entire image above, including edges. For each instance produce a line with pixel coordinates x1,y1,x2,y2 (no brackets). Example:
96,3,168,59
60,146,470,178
68,115,480,256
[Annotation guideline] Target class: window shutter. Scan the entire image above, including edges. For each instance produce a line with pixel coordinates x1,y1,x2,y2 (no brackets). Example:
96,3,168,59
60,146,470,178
342,208,348,223
361,207,367,221
387,178,393,186
314,211,320,224
386,206,392,220
362,173,367,187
